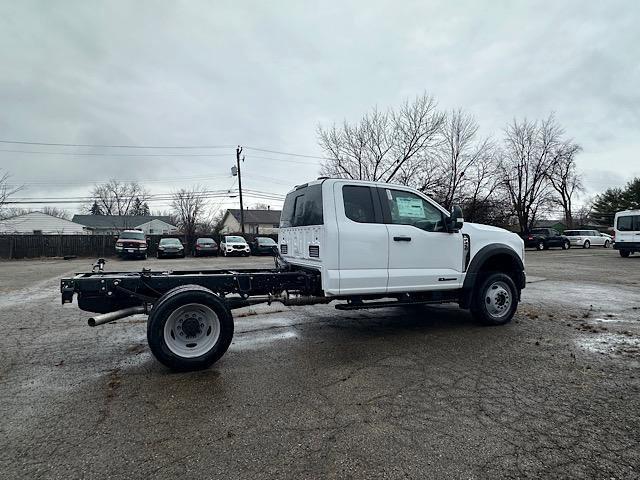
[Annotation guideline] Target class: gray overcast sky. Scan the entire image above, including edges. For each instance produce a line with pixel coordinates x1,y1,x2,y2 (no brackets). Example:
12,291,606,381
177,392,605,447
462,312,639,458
1,0,639,213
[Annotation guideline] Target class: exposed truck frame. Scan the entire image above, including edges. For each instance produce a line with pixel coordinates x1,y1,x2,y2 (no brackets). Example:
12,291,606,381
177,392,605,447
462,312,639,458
61,247,524,371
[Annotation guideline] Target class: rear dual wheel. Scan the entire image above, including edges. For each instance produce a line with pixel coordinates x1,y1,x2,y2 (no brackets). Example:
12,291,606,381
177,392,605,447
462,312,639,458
147,285,233,371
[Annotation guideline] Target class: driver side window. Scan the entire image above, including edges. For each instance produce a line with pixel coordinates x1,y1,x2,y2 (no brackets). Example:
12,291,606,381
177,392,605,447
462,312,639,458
385,189,445,232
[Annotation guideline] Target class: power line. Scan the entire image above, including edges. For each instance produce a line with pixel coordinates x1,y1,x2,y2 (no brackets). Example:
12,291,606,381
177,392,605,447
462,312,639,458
0,140,234,149
0,140,333,160
0,148,233,157
244,146,332,160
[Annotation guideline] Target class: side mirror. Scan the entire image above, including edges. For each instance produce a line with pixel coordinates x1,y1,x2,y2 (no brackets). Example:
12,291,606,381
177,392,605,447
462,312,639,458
449,205,464,232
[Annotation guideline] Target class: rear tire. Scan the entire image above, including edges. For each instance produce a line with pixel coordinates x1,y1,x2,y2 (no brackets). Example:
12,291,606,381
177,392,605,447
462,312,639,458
620,250,631,258
470,272,518,326
147,285,233,371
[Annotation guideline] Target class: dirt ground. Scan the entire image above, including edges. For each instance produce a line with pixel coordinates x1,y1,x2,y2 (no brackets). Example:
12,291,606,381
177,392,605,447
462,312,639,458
0,249,639,479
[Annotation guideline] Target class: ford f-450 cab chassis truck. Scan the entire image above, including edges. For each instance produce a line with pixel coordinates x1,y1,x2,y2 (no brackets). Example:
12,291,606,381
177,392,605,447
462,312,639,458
61,179,526,371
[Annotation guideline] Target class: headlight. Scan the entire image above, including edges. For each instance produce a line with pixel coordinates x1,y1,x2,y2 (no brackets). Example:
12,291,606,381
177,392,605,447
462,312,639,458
158,246,165,250
178,246,184,250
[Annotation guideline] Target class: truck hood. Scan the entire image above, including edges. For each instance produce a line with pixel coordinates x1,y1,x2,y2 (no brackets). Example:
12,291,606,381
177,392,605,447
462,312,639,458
461,222,525,263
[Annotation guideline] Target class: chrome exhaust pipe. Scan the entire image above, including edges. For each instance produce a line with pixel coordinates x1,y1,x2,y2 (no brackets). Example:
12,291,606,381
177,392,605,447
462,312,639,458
88,305,146,327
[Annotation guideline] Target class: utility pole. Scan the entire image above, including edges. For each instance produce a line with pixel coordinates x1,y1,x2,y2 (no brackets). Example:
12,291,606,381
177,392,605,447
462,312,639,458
236,145,245,233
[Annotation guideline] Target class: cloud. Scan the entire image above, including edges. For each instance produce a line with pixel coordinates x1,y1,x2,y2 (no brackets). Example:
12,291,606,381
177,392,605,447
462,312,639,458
0,0,638,212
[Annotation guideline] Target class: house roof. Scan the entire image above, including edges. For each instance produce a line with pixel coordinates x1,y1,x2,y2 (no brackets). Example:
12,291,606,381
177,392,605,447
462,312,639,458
226,209,281,225
0,211,86,234
534,219,566,228
72,215,174,229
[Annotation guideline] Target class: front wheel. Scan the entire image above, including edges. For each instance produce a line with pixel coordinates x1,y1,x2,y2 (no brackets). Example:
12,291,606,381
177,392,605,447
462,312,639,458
562,241,570,250
604,240,610,248
583,240,590,249
620,250,631,258
536,241,545,251
147,285,234,371
470,273,519,326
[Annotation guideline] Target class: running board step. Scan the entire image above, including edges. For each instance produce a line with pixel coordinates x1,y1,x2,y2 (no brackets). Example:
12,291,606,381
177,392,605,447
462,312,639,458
335,298,458,311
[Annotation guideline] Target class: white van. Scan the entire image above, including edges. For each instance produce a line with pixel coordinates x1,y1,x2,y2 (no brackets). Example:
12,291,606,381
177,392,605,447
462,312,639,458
613,209,640,257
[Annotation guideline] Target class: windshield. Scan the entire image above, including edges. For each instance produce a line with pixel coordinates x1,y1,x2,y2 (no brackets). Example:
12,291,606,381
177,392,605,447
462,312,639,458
258,238,276,245
225,236,246,244
119,231,145,241
160,238,181,245
564,231,579,236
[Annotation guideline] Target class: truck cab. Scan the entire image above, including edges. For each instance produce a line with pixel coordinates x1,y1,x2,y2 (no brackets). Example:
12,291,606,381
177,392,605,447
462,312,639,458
278,179,525,324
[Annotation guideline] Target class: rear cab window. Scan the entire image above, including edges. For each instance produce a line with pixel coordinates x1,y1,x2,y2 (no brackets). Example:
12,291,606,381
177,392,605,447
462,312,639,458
281,183,324,227
342,185,378,223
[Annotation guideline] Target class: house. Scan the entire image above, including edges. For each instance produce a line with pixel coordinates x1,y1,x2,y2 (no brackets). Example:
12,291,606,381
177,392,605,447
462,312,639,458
0,211,88,235
219,209,281,234
72,215,178,235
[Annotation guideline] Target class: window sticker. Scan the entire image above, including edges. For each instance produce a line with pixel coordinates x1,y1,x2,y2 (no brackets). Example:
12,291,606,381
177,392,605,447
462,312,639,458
396,196,425,218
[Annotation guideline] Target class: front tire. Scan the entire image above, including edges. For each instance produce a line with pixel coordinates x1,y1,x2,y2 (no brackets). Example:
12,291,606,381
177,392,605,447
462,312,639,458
147,285,234,371
620,250,631,258
536,241,545,251
562,241,570,250
604,240,610,248
583,240,590,249
470,273,519,326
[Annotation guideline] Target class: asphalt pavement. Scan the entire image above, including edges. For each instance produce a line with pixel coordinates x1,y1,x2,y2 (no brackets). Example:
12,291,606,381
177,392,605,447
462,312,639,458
0,249,638,479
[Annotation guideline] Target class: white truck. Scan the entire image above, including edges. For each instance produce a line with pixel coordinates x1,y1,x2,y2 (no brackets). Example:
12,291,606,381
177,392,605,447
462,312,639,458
61,178,526,371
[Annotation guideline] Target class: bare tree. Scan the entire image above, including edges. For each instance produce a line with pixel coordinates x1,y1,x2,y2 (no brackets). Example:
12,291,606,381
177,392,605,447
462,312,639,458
0,171,23,219
318,93,445,185
171,186,208,248
499,115,570,232
89,180,149,216
41,206,71,220
548,142,583,228
432,109,494,210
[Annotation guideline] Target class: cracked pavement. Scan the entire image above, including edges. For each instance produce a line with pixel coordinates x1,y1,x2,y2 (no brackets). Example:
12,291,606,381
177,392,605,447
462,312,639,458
0,250,639,479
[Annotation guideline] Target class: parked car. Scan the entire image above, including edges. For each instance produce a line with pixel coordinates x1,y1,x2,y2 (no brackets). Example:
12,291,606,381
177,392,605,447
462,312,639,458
220,235,250,256
115,229,147,259
613,209,640,257
563,229,611,249
193,237,219,257
157,238,185,258
250,237,277,255
521,228,570,250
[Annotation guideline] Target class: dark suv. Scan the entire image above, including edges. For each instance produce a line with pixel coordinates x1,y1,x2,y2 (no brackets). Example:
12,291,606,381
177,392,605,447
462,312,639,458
522,228,570,250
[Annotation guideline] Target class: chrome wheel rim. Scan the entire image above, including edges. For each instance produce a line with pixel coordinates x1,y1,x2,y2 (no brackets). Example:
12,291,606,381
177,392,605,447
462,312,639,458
163,303,220,358
485,281,512,319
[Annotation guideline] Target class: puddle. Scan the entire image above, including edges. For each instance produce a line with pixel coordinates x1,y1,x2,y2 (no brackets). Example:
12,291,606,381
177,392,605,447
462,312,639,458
231,329,299,350
576,333,640,356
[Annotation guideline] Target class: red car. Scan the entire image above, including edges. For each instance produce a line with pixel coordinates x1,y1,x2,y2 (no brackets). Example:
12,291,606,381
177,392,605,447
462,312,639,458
115,230,148,259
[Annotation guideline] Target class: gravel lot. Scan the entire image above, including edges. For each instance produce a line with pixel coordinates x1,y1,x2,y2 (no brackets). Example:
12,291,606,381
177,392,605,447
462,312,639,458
1,249,639,479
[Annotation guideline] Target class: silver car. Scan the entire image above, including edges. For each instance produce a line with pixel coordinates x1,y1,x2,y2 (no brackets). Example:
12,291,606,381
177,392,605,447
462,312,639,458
563,230,611,249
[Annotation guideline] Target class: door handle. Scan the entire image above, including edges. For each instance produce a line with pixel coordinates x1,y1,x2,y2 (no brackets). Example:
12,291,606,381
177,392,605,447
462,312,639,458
393,236,412,242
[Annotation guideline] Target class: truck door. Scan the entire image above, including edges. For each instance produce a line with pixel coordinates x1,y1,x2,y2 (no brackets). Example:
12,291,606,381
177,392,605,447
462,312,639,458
380,187,464,292
335,183,389,294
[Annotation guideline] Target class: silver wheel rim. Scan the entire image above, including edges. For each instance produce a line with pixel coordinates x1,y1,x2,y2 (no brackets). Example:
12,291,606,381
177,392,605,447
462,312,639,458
163,303,221,358
484,281,512,319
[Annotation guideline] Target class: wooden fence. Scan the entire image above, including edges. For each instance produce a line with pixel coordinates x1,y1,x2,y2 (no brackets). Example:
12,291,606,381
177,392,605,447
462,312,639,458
0,233,278,259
